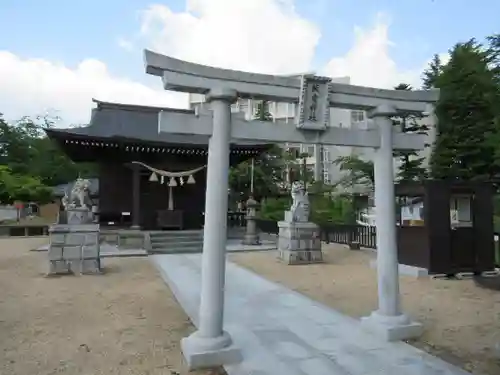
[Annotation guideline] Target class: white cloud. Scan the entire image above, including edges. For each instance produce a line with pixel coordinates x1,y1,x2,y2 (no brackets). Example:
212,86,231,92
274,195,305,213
117,37,135,52
0,51,186,125
0,1,441,126
134,0,321,74
1,0,320,124
323,13,423,89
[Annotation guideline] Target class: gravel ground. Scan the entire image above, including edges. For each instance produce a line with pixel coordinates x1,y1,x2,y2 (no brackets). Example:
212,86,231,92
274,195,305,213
0,237,225,375
230,244,500,375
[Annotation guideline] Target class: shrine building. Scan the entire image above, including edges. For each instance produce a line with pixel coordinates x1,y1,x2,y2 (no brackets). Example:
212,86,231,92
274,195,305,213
44,99,270,230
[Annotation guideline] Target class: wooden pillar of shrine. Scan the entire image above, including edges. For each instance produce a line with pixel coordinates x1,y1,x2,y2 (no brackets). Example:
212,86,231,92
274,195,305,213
131,163,141,229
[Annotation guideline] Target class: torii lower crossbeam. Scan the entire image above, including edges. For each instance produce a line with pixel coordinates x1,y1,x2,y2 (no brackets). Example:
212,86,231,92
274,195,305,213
158,109,426,150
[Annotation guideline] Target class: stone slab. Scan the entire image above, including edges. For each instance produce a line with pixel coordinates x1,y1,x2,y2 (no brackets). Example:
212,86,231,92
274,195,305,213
370,259,429,278
279,249,323,265
48,246,63,261
181,333,243,370
151,253,472,375
48,260,70,275
49,223,99,233
360,313,424,342
63,245,82,260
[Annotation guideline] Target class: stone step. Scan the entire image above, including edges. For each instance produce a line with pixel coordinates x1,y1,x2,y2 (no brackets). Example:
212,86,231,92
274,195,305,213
151,240,203,249
150,233,203,241
149,246,202,254
150,229,203,236
150,235,203,243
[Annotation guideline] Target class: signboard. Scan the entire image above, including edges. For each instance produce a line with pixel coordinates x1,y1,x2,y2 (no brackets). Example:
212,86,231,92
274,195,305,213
296,75,331,131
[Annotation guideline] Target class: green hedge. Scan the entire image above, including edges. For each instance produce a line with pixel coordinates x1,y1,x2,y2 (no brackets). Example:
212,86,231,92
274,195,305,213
259,194,355,225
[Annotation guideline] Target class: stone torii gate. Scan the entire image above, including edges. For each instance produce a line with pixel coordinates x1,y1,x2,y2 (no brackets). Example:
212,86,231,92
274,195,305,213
145,50,439,369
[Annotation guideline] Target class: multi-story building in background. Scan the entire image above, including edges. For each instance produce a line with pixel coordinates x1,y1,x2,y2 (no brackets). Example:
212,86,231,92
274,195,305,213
188,77,436,193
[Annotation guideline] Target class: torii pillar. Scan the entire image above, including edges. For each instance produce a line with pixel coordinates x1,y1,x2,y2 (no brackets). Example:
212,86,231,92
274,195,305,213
180,87,242,368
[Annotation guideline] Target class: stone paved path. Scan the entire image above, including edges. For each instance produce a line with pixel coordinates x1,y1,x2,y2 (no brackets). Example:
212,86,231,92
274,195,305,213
151,253,473,375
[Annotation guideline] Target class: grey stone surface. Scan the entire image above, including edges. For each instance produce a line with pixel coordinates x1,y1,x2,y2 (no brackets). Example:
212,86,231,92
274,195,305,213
361,313,423,342
151,253,472,375
370,259,429,278
48,223,100,275
49,260,70,274
67,208,92,225
181,331,243,370
277,221,323,265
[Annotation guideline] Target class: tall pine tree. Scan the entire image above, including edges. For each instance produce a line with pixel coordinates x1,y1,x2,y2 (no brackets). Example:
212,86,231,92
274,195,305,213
392,83,429,182
427,40,500,180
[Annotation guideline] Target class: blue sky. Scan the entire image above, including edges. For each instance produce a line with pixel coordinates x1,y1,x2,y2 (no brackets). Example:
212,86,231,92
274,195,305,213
1,0,498,75
0,0,499,123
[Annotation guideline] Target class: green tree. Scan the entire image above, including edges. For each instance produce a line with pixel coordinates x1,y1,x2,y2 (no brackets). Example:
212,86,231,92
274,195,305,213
254,100,273,121
428,39,500,180
333,155,374,189
230,100,308,199
229,145,309,199
0,113,97,187
422,54,444,89
392,83,429,182
0,166,53,204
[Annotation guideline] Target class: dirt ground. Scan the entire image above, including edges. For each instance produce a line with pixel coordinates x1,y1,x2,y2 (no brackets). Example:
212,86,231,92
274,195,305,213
230,245,500,375
0,238,225,375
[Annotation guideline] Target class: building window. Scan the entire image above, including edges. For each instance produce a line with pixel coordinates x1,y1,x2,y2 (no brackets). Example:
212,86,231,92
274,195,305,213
351,110,365,123
323,171,331,184
301,145,315,157
287,146,300,158
322,149,330,163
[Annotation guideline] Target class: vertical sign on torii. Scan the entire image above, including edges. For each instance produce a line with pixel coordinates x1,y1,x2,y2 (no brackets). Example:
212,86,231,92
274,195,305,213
145,50,439,369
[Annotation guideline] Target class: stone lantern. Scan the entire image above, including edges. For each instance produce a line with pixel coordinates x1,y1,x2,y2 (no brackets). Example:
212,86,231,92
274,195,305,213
242,196,260,245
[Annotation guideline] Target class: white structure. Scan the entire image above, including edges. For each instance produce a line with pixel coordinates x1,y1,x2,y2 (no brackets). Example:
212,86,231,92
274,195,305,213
145,49,438,369
189,77,353,185
190,77,436,189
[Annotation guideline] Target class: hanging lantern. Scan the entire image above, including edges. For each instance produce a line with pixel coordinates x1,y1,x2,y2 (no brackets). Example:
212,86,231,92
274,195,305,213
160,175,165,184
179,176,185,186
149,172,159,182
187,175,196,184
168,177,178,187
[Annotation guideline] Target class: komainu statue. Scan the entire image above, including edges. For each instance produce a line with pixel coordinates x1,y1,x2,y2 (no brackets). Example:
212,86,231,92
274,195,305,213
62,178,92,210
290,181,310,222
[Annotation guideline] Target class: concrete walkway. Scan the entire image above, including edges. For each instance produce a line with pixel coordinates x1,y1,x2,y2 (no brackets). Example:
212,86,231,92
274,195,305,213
151,253,472,375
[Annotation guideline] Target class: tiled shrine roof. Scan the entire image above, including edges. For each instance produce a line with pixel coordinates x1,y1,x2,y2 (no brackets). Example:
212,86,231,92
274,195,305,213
45,99,271,150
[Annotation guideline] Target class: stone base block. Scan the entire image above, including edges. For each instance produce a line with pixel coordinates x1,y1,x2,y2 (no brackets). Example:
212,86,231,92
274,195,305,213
279,249,323,265
181,331,242,370
48,246,63,261
48,260,71,275
242,233,260,246
361,311,423,341
67,208,92,225
277,220,322,265
369,259,429,278
69,259,101,275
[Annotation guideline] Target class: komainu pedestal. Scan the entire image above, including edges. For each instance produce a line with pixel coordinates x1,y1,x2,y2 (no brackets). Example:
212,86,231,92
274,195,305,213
278,221,322,264
48,190,101,276
277,181,323,265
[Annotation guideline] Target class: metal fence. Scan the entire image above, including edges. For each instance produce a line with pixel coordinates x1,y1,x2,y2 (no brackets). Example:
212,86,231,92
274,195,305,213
0,225,49,237
255,219,377,249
